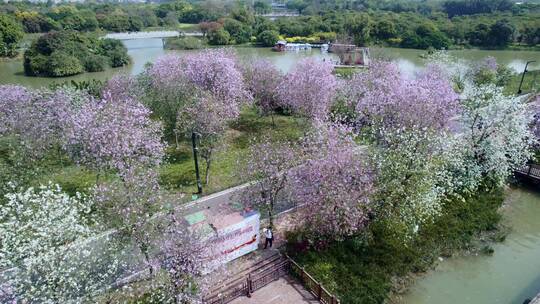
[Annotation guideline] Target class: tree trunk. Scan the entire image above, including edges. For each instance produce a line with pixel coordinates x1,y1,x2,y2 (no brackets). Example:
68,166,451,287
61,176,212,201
143,250,153,276
271,113,275,128
268,209,274,227
175,132,180,150
205,159,211,185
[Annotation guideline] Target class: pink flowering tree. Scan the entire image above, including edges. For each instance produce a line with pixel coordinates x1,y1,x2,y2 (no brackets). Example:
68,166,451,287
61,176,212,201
0,85,89,159
92,167,161,275
243,59,283,125
469,56,513,87
175,93,237,185
348,61,459,134
290,123,374,243
0,86,91,198
103,73,143,102
66,92,165,180
344,61,461,238
239,137,302,226
277,58,338,122
155,213,211,303
142,50,250,137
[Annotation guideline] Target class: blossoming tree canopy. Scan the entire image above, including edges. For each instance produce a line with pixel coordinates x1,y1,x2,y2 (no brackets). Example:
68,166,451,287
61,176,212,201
0,184,125,303
141,49,251,137
349,60,460,133
146,49,250,109
0,85,90,158
457,84,535,187
240,136,302,225
0,184,95,269
243,59,283,116
277,57,337,122
291,123,374,241
66,92,165,174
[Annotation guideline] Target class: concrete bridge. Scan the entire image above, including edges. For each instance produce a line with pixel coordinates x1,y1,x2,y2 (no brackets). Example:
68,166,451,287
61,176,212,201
104,30,203,40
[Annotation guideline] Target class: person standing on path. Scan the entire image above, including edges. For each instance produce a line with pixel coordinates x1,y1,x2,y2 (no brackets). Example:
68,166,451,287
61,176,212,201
263,226,273,249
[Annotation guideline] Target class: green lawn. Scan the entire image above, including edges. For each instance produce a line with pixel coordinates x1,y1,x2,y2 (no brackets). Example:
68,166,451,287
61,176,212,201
32,107,305,201
158,107,306,197
505,69,540,96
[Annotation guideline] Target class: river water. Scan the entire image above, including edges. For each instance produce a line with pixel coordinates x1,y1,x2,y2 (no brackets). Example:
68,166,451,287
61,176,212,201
399,187,540,304
1,38,540,303
1,38,539,88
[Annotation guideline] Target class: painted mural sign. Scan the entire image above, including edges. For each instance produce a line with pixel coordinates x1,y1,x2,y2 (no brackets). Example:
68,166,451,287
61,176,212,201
211,211,260,264
184,210,260,267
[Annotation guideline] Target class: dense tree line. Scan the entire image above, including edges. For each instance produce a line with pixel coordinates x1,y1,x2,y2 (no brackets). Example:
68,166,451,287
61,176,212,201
23,31,130,77
0,0,539,53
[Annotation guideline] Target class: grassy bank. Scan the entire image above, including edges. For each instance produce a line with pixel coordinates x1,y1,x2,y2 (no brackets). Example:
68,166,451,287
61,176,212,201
287,188,506,304
19,107,305,199
506,70,540,96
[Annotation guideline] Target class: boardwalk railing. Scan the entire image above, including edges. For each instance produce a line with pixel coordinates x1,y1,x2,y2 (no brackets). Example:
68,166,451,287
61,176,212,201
287,254,340,304
203,254,339,304
515,163,540,180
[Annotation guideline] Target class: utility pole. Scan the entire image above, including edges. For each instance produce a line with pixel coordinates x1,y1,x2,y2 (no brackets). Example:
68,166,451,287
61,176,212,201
517,60,536,95
191,132,203,195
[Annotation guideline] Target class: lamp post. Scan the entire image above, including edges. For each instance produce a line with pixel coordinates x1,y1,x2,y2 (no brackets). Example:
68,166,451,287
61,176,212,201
191,132,203,195
517,60,536,95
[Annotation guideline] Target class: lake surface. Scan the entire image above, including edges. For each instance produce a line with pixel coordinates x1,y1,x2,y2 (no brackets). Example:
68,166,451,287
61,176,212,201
0,38,539,88
399,186,540,304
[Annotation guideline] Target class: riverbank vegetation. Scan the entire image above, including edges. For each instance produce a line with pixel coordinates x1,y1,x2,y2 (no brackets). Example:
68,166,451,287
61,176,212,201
164,36,205,50
0,47,538,302
23,31,130,77
0,0,538,56
288,187,506,303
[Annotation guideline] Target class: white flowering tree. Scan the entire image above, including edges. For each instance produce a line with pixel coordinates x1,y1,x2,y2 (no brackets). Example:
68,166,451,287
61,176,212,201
456,84,535,189
92,167,161,276
0,184,124,303
369,127,454,238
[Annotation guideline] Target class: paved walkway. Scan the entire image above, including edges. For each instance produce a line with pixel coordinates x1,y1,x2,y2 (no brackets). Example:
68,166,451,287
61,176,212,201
230,276,318,304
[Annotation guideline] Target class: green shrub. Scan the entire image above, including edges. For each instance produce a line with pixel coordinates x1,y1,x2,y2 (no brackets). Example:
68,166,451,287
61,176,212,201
0,14,24,57
107,49,131,67
23,31,130,77
164,36,204,50
47,51,84,77
289,188,505,303
257,30,279,47
207,28,231,45
23,50,49,76
98,38,130,67
82,54,109,72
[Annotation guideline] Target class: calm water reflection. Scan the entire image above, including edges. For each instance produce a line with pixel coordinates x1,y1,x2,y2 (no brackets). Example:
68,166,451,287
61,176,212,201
0,38,538,88
399,187,540,304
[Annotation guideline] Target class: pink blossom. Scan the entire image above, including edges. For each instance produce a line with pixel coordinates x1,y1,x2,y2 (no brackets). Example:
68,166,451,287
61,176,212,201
348,60,459,132
243,59,283,116
291,123,374,241
277,58,338,122
66,93,165,174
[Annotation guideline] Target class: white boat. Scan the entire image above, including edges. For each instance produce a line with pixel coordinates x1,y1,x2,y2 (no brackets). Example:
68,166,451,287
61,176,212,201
284,43,312,51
